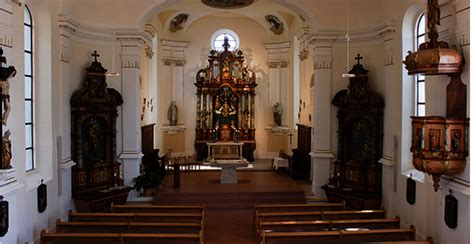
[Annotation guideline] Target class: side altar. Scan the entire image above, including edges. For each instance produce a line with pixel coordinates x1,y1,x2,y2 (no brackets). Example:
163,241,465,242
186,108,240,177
194,37,257,161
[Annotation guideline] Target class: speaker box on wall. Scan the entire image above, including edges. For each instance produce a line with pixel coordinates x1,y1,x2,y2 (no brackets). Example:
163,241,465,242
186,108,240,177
444,191,458,229
406,176,416,205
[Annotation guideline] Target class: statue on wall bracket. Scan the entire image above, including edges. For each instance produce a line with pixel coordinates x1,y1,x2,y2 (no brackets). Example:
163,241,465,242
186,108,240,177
0,47,16,170
168,101,178,126
265,15,284,35
169,13,189,32
273,102,282,126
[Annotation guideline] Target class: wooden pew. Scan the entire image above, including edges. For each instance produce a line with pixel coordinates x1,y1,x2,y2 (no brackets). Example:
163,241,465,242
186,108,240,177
257,210,386,223
41,230,202,244
56,220,202,234
262,226,416,244
260,217,400,233
68,210,203,223
111,204,204,214
258,217,400,243
255,202,345,213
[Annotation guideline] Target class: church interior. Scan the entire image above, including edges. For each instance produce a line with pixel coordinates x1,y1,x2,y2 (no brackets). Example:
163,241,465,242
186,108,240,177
0,0,470,243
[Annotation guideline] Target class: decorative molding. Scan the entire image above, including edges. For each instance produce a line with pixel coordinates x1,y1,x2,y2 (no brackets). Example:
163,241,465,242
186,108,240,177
57,15,151,45
309,150,334,159
265,42,290,66
298,48,309,61
265,126,290,135
378,155,395,167
144,23,157,38
60,158,76,170
295,27,309,41
439,175,470,195
161,125,186,134
145,45,154,59
309,21,396,46
161,39,188,66
119,150,143,160
0,180,22,197
313,61,331,70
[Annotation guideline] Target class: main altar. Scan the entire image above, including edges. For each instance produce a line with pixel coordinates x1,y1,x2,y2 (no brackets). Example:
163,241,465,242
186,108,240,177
194,37,257,161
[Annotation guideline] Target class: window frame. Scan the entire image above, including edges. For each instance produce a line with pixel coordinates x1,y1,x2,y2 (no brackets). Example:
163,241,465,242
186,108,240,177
415,14,426,116
24,5,35,172
210,29,240,51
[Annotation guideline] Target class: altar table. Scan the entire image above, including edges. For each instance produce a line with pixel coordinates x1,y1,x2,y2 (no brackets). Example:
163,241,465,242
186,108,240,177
208,159,249,184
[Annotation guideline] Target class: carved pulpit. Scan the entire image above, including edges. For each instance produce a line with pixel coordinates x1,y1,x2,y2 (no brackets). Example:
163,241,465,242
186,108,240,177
322,54,384,209
194,37,257,161
70,51,130,212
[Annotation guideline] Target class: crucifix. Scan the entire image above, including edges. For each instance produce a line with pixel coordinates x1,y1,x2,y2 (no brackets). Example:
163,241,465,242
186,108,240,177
92,50,100,62
355,53,363,64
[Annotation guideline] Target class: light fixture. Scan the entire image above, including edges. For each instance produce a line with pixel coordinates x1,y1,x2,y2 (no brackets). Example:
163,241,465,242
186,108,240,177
342,0,355,78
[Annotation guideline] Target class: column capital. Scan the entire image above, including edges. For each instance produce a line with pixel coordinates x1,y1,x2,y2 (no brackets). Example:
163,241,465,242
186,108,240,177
265,42,290,68
308,34,336,47
161,40,189,66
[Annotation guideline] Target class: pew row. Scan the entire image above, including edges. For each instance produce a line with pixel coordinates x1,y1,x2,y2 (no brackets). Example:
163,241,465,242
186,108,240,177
40,230,202,244
56,219,202,235
262,225,416,244
257,209,386,223
111,204,204,214
260,217,400,233
255,202,346,213
68,210,203,223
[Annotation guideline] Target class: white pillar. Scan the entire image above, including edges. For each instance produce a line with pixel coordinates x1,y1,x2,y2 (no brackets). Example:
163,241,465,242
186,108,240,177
309,35,336,198
118,37,146,186
379,26,397,212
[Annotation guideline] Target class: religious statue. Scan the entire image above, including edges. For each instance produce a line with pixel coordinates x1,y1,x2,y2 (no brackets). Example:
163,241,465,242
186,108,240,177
169,13,189,32
168,101,178,126
427,0,440,32
213,121,220,141
429,129,440,151
273,102,282,126
1,130,11,169
214,86,237,118
0,65,16,126
200,110,209,128
265,15,284,35
451,130,461,152
88,119,101,161
242,109,250,129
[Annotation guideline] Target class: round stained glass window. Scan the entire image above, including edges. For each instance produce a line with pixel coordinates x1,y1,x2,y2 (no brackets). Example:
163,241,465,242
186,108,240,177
211,29,239,51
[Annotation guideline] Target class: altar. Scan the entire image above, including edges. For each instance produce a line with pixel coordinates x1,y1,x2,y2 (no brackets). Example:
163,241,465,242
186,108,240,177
207,142,244,160
194,37,258,162
208,159,249,184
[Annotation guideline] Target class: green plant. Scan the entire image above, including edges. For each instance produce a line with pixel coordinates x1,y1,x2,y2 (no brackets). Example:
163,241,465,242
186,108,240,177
132,172,161,193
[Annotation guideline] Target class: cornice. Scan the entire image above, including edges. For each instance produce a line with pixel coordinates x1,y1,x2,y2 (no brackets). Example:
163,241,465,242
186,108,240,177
309,21,396,45
57,15,152,45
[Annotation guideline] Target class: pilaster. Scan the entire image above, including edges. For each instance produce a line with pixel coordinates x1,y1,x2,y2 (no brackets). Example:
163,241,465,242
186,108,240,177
161,40,188,124
308,34,336,197
118,36,145,186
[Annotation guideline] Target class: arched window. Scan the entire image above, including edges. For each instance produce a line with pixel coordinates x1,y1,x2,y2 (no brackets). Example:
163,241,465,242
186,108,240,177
24,6,34,171
415,14,426,116
211,29,239,51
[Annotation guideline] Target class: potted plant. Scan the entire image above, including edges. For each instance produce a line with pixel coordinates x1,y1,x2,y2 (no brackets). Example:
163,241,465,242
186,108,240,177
132,172,161,196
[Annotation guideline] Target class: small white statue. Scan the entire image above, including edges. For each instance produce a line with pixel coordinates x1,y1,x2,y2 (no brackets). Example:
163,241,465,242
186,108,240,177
168,101,178,126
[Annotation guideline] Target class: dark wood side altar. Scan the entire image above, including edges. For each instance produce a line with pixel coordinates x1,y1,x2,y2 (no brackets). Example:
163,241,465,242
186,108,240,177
194,38,257,161
70,51,130,212
322,55,384,210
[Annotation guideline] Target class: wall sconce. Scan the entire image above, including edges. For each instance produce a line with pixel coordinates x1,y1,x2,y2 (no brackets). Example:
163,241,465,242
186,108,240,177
411,117,468,191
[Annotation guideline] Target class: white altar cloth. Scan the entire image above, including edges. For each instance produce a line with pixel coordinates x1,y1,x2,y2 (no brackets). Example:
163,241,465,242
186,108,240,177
208,159,249,184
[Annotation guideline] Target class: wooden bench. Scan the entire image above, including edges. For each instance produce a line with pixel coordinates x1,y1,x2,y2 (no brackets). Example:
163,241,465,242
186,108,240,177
255,202,345,213
68,210,203,223
258,217,400,242
41,230,202,244
262,226,416,244
257,210,386,223
56,220,202,234
111,204,204,214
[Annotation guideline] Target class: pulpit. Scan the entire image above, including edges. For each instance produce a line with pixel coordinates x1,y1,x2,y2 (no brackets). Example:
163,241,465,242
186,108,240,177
194,37,257,161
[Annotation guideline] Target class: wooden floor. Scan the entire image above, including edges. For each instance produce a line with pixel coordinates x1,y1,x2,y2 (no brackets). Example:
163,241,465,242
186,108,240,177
154,171,308,243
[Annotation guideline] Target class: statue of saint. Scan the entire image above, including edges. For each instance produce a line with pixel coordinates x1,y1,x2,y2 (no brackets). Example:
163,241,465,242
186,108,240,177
1,130,11,169
273,102,282,126
200,110,209,128
0,66,16,126
168,101,178,126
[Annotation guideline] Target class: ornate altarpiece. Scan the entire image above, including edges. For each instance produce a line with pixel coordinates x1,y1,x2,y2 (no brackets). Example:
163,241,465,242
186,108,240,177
194,38,257,161
70,52,130,212
322,56,384,209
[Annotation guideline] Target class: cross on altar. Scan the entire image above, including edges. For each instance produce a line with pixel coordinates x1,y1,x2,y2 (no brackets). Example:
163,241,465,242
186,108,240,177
92,50,100,62
355,53,363,64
